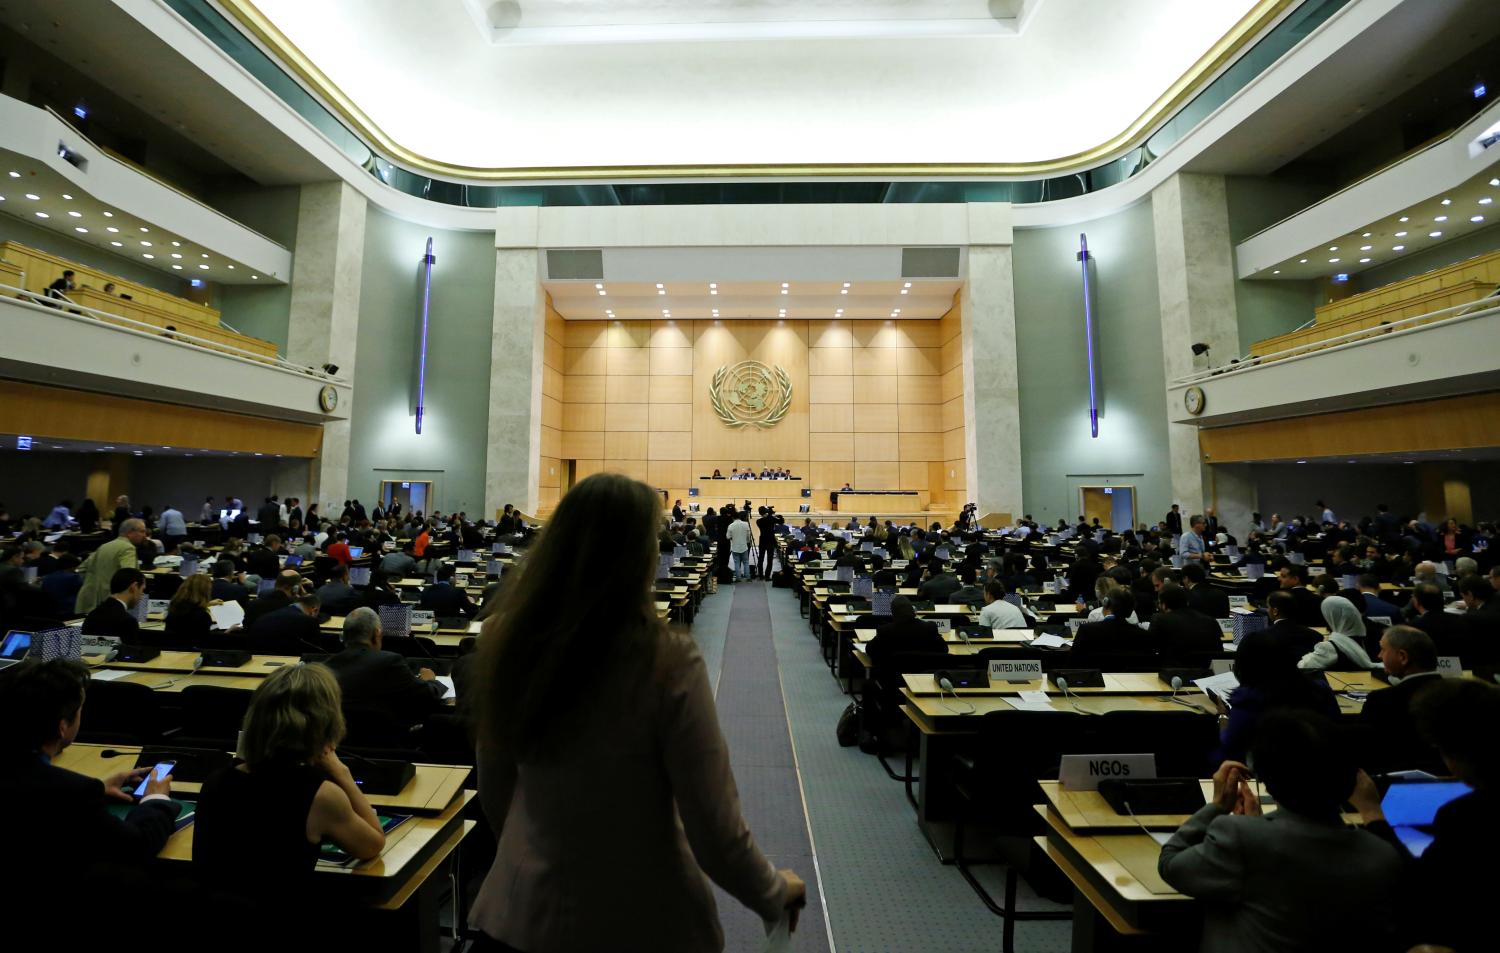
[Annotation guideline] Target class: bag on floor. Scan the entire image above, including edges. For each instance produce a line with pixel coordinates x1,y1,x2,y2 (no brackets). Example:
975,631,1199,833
771,568,795,588
836,701,862,747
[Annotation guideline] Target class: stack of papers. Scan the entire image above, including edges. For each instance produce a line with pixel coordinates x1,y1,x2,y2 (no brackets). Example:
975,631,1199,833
1010,690,1057,712
209,601,245,630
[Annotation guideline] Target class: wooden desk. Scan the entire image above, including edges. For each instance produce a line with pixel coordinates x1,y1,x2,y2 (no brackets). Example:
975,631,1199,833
89,651,298,677
902,672,1196,697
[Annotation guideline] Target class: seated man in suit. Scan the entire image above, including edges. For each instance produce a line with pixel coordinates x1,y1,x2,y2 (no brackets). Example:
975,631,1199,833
1358,625,1446,775
868,554,899,590
1409,582,1468,659
1274,562,1325,628
866,596,946,705
1071,590,1152,659
1180,562,1231,618
241,534,283,582
81,568,146,639
209,558,249,605
325,608,446,729
1264,589,1321,658
1355,574,1403,621
243,570,305,628
418,564,478,619
948,566,984,606
1159,710,1403,952
1147,583,1223,664
1456,575,1500,665
0,658,181,917
379,541,419,579
316,562,361,618
245,592,326,655
917,557,961,603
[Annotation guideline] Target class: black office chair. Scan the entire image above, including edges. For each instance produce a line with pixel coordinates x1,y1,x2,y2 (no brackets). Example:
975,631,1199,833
873,652,985,800
343,704,417,751
1095,709,1219,778
147,574,183,600
77,680,171,745
951,710,1088,953
382,635,438,658
178,685,253,747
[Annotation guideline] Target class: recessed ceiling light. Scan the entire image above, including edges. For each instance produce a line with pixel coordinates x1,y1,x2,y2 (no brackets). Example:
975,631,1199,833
1429,231,1442,238
903,282,912,288
1299,258,1308,263
1361,232,1371,238
900,289,908,295
1328,246,1338,251
1359,257,1371,263
200,254,208,259
1395,231,1407,237
710,288,718,295
709,283,717,289
1392,245,1405,251
893,308,901,314
109,241,121,247
6,171,18,178
1480,197,1493,205
1329,258,1340,263
172,241,181,247
62,194,72,200
251,275,259,280
140,241,151,247
1434,215,1448,222
1471,215,1485,223
1272,269,1280,274
74,227,87,233
597,289,606,296
66,210,81,218
781,282,789,288
198,264,209,270
657,288,665,295
34,212,47,218
106,226,118,233
143,253,154,259
1492,178,1499,186
171,264,181,269
1399,216,1409,222
139,227,148,232
170,253,181,259
102,211,112,217
24,193,39,200
594,282,603,289
226,265,234,270
1440,198,1451,205
655,283,663,289
1360,245,1372,251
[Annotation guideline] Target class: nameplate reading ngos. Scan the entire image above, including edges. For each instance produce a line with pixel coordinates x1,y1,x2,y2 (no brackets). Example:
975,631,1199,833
1059,754,1158,792
988,659,1043,683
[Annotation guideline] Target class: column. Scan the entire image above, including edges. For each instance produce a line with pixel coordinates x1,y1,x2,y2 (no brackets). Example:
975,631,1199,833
285,181,366,512
961,204,1023,518
1208,463,1258,542
1153,172,1241,516
485,234,545,519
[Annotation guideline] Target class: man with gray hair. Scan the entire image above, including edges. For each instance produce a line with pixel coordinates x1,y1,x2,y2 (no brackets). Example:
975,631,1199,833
325,606,446,728
74,518,147,614
1359,625,1445,775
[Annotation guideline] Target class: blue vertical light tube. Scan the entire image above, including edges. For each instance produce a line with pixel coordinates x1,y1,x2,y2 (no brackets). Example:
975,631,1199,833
1078,233,1099,438
416,237,435,434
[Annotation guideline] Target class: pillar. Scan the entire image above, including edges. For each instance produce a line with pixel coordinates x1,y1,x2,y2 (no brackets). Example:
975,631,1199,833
961,204,1023,519
285,181,366,512
1152,172,1241,516
1208,463,1258,542
485,238,545,519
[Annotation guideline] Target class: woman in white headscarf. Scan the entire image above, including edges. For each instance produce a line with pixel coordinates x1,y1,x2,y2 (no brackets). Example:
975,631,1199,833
1298,595,1377,670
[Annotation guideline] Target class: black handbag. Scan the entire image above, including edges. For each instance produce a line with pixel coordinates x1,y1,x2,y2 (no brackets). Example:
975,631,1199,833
836,701,862,747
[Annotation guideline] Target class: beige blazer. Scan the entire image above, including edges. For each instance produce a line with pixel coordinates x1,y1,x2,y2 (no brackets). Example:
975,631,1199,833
74,536,139,615
470,631,786,952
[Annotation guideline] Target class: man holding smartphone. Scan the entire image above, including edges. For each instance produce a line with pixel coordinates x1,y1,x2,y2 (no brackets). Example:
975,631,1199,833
0,658,181,880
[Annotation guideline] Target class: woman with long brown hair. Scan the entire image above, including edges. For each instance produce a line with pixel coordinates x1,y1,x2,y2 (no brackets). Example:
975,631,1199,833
469,473,804,952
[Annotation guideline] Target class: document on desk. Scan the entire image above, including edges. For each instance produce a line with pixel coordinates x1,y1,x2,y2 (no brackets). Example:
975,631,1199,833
1009,690,1058,713
89,669,132,681
435,675,456,700
1030,633,1071,649
209,601,245,630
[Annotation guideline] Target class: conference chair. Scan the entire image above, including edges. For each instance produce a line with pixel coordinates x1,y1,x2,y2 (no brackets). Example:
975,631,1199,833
1095,709,1219,778
147,574,183,600
874,652,986,804
177,685,253,747
77,679,171,745
342,704,418,753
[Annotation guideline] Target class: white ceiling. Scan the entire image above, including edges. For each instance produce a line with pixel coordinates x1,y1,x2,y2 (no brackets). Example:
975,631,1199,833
0,151,272,285
545,279,960,320
247,0,1258,171
1247,168,1500,281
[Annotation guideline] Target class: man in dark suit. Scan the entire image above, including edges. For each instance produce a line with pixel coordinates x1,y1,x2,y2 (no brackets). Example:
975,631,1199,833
418,564,477,619
1275,562,1325,628
1263,589,1322,658
755,506,778,580
1072,590,1153,658
255,497,281,531
245,592,326,655
81,568,145,639
1410,583,1469,660
866,596,946,683
243,570,304,628
1359,625,1447,775
325,607,445,728
1356,575,1403,621
917,558,961,602
1164,505,1183,536
869,554,899,590
242,535,283,582
210,558,249,605
1457,575,1500,665
1148,583,1223,663
316,562,362,618
0,658,181,912
1180,562,1231,618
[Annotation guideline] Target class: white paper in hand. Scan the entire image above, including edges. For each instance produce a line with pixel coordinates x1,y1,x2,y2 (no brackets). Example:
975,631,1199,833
435,675,456,700
762,915,791,953
208,601,245,630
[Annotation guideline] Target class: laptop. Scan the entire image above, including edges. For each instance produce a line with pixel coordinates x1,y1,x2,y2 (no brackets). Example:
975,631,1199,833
1382,778,1471,857
0,631,32,670
347,546,364,559
283,554,303,568
349,567,372,586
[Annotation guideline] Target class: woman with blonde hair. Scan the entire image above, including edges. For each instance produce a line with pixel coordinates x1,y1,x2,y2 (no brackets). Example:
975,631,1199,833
469,472,805,952
194,663,385,899
159,573,216,648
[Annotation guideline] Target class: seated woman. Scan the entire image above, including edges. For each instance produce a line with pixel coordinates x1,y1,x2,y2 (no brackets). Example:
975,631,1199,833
193,663,385,905
1216,629,1340,763
1297,595,1376,671
1160,710,1404,951
158,574,217,649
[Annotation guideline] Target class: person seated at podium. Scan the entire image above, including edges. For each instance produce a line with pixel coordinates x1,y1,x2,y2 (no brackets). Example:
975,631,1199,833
81,568,145,640
1159,711,1403,953
711,468,724,479
0,658,181,911
194,663,386,906
840,481,853,492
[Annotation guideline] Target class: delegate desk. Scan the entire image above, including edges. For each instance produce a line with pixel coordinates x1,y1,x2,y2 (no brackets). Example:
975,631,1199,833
54,743,472,953
831,489,927,514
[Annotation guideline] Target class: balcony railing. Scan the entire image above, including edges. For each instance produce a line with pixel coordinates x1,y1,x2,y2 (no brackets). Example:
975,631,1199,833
0,282,344,385
1170,294,1500,388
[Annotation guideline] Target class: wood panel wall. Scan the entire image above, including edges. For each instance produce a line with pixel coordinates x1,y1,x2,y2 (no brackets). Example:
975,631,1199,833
552,315,965,511
538,298,565,510
938,297,966,509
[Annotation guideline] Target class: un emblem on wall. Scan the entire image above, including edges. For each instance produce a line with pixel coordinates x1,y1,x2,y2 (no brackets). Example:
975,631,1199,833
710,360,793,430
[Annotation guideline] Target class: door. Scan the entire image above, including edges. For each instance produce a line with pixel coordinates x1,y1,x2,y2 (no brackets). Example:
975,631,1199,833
1079,485,1136,532
379,480,434,516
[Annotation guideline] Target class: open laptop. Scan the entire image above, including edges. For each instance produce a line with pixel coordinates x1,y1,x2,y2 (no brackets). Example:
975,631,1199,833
1381,778,1470,857
0,631,32,670
347,546,365,559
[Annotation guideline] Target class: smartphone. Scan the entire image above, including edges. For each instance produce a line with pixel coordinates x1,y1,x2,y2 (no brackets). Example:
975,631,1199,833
133,761,175,797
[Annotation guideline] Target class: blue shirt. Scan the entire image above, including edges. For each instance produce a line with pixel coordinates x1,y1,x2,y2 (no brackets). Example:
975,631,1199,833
1180,531,1207,558
159,508,187,536
41,505,71,529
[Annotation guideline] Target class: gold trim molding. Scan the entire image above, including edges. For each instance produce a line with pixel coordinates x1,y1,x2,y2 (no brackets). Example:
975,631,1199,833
218,0,1297,182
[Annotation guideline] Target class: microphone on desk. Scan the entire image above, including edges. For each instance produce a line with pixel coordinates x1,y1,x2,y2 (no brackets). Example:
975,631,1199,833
938,676,956,693
1055,676,1094,715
